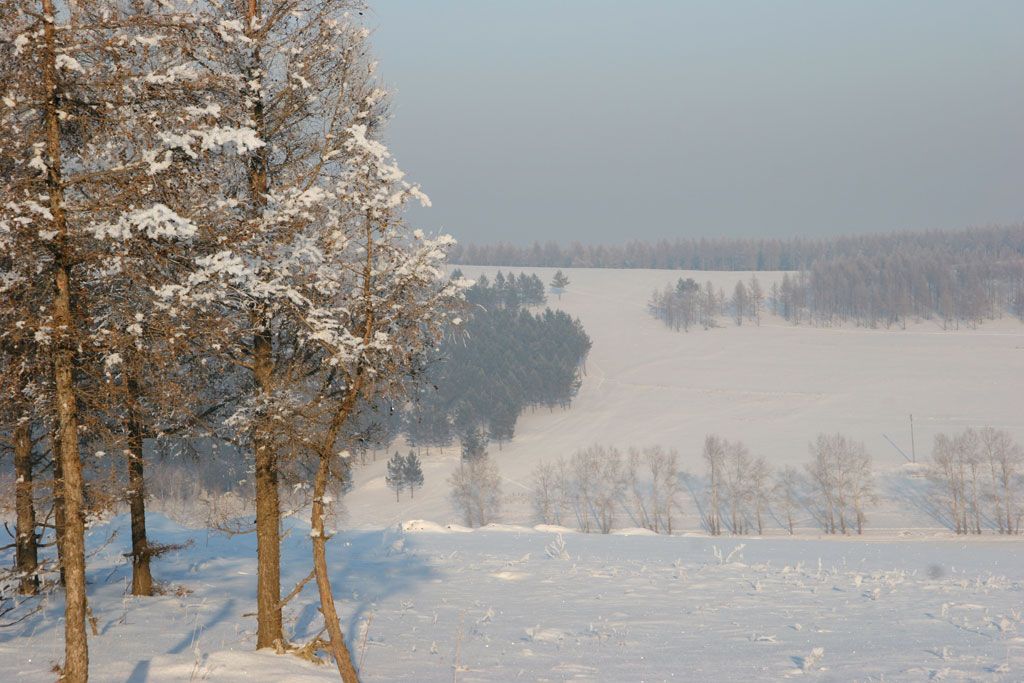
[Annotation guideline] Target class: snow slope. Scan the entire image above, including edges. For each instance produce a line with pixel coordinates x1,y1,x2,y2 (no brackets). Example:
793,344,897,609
344,266,1024,531
2,267,1023,682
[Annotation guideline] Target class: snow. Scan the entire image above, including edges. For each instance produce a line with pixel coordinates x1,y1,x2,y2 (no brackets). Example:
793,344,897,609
2,516,1022,681
54,55,83,73
3,267,1023,681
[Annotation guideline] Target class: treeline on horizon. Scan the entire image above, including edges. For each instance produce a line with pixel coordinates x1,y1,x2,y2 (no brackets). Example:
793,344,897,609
454,225,1024,328
449,224,1024,272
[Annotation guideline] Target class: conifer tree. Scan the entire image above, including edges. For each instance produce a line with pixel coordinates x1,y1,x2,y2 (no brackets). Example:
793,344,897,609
386,452,406,502
550,270,570,299
404,451,425,499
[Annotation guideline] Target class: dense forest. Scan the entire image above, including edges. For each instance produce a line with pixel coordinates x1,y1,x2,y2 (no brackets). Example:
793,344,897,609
404,271,592,454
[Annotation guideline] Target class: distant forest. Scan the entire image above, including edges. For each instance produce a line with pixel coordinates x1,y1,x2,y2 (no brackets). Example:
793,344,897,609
406,271,592,452
449,224,1024,271
350,272,592,457
453,225,1024,328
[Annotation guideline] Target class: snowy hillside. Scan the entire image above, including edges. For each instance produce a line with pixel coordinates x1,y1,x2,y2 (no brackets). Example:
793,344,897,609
345,266,1024,532
3,267,1023,682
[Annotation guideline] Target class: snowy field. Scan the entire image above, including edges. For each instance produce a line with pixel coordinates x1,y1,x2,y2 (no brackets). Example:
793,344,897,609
3,266,1024,681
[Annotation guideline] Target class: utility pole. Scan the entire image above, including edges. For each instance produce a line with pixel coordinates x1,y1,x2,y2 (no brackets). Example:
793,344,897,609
910,413,916,463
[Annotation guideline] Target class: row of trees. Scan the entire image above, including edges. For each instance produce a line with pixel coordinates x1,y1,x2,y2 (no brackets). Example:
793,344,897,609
1,2,460,680
930,427,1022,535
449,226,1024,273
385,452,425,502
532,445,683,534
648,276,768,331
772,256,1023,328
528,430,1023,537
652,260,1023,331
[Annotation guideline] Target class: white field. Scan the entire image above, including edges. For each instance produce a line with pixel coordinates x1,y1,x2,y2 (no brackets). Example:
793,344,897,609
2,267,1023,682
345,266,1024,532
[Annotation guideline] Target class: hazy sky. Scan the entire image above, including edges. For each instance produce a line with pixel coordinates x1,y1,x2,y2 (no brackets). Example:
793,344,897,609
369,1,1024,246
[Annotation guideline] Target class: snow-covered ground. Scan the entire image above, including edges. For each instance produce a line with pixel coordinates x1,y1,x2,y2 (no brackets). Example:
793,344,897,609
3,266,1023,681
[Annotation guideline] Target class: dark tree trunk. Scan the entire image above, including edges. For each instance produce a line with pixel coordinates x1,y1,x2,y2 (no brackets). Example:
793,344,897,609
53,431,66,587
126,380,152,596
14,421,39,595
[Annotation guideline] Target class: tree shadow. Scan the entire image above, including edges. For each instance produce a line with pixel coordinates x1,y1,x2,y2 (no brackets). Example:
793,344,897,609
881,474,950,529
278,527,437,654
168,598,237,654
126,659,150,683
682,475,712,534
329,528,437,643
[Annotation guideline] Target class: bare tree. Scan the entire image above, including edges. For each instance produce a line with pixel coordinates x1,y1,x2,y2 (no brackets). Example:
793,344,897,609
449,457,503,527
722,439,752,534
748,275,764,325
805,433,874,534
748,456,772,535
702,435,726,535
532,460,565,525
932,433,968,534
568,445,624,534
624,446,681,533
980,427,1023,534
934,427,1023,535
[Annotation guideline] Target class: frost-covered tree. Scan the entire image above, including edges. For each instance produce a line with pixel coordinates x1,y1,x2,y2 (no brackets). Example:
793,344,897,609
702,434,726,535
0,1,237,676
141,3,458,671
805,433,874,534
932,427,1022,535
625,446,681,533
979,427,1023,534
449,457,503,527
569,445,624,534
748,274,764,325
531,459,567,525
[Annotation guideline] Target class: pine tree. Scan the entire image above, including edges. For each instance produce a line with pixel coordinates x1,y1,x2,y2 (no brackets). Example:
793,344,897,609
404,451,425,499
386,452,406,502
461,427,488,462
550,270,570,299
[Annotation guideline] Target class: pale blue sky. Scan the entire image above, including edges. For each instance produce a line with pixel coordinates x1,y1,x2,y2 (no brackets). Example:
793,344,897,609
369,1,1024,245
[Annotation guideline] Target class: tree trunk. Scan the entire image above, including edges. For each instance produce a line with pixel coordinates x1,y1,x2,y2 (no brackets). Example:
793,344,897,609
43,0,88,676
244,0,283,649
126,381,152,596
53,431,67,587
14,421,39,595
253,329,283,650
311,453,361,682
